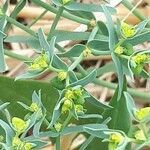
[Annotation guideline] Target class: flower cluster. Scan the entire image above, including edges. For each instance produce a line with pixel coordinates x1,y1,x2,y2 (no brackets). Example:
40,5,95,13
29,53,48,70
83,47,92,58
135,107,150,121
57,71,68,81
121,22,136,38
61,87,86,114
12,136,34,150
131,53,150,75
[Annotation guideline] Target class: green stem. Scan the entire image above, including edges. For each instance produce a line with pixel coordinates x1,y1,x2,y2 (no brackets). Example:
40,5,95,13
56,135,61,150
92,50,111,55
32,0,90,25
47,6,64,40
4,49,31,61
87,25,99,42
62,112,72,129
28,10,48,28
6,16,37,37
68,54,83,71
122,0,150,27
5,0,26,31
79,135,94,150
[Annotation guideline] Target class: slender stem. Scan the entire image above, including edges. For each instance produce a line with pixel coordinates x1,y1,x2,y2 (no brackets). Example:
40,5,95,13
28,10,48,28
79,135,94,150
6,16,37,37
47,6,64,40
87,25,99,42
92,50,111,55
122,0,150,27
68,54,83,71
56,135,61,150
4,49,31,61
32,0,90,25
62,112,72,129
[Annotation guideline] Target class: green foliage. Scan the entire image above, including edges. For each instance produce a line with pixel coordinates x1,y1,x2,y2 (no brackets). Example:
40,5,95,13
0,0,150,149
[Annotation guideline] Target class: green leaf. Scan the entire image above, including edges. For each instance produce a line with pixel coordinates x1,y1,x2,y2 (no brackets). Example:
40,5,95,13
4,35,41,51
125,31,150,45
51,55,68,71
0,76,59,119
103,78,131,133
10,0,26,18
54,31,108,42
102,5,118,51
111,53,124,99
38,28,56,58
87,40,109,51
64,1,116,14
15,69,47,80
96,62,115,76
33,115,45,137
2,0,9,13
58,44,86,57
68,10,95,20
85,94,112,110
124,92,136,120
0,16,7,72
61,123,107,136
48,98,64,128
0,103,10,111
0,119,15,145
97,21,108,36
136,19,149,34
69,69,97,87
88,78,131,150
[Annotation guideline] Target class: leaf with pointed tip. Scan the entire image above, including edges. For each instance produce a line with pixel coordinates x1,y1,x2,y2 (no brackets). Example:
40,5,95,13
69,69,97,87
58,44,86,57
0,119,15,145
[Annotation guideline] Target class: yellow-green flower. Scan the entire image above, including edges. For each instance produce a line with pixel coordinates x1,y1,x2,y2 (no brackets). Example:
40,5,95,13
24,142,33,150
83,47,92,58
75,104,84,114
121,22,136,38
62,0,71,4
65,89,75,100
74,88,83,97
12,117,28,133
29,102,39,112
90,19,96,27
132,54,149,65
109,132,124,144
62,99,73,113
58,71,67,81
135,130,146,141
54,122,62,132
12,137,33,150
135,107,150,121
29,54,48,70
12,136,22,147
114,46,124,55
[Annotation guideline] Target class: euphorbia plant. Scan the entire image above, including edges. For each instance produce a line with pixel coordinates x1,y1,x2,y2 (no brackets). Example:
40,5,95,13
0,0,150,149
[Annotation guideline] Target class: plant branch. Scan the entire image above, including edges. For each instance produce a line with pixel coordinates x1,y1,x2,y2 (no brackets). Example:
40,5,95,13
32,0,90,25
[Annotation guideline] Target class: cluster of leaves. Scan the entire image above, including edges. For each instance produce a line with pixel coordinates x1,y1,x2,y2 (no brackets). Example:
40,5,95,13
0,0,150,150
